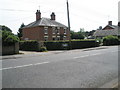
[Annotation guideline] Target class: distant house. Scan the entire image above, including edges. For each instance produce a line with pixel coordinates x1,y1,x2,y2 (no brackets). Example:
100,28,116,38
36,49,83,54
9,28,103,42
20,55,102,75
93,21,120,39
22,10,70,41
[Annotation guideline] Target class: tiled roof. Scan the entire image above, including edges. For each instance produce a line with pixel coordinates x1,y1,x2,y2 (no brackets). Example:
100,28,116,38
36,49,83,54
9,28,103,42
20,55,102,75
93,27,120,37
24,17,67,28
102,25,117,30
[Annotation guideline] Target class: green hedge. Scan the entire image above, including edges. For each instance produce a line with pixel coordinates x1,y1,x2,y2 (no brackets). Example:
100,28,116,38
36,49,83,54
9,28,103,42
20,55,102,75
103,35,119,46
20,40,99,51
44,41,70,50
44,40,99,50
20,40,41,51
71,40,99,49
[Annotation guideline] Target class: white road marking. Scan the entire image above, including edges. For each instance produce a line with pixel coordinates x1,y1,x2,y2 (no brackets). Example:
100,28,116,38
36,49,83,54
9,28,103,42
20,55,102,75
0,61,49,71
73,53,101,59
91,53,101,56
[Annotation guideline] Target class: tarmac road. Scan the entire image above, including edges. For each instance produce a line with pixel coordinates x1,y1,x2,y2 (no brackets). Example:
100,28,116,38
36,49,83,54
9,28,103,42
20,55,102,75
1,46,119,88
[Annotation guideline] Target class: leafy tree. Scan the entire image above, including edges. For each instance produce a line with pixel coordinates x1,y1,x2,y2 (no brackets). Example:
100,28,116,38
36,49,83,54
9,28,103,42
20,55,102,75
70,30,84,39
0,25,12,32
17,23,25,39
2,30,19,45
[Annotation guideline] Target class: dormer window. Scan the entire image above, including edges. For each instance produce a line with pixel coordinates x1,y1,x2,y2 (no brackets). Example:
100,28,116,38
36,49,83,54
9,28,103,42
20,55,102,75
44,27,48,34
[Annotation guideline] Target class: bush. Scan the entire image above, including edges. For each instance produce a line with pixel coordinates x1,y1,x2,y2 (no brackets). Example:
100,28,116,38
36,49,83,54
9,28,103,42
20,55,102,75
103,35,119,46
40,47,47,52
2,30,19,45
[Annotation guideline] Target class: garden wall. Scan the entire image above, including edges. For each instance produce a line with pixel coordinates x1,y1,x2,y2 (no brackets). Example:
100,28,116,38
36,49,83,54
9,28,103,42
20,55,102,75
2,42,19,55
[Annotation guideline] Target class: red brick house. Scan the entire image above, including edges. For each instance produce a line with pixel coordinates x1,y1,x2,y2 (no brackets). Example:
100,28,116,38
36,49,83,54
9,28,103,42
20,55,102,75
102,21,118,30
22,10,70,41
93,21,120,39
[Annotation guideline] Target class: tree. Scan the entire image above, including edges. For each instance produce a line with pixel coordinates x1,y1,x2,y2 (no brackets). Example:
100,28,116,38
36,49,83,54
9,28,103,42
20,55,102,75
17,23,25,39
0,25,12,32
70,30,84,39
2,30,19,45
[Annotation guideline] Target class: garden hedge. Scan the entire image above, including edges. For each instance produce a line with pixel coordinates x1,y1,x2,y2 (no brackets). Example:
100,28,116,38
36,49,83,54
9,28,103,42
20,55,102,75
103,35,119,46
20,40,99,51
44,40,99,50
20,40,41,51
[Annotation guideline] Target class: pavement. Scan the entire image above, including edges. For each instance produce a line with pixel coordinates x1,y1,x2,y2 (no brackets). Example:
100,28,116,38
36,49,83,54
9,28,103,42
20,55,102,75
2,46,109,60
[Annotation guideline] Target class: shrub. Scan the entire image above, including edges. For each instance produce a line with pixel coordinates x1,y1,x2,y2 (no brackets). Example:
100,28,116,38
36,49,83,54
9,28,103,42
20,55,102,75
2,30,19,45
40,47,47,52
103,35,119,46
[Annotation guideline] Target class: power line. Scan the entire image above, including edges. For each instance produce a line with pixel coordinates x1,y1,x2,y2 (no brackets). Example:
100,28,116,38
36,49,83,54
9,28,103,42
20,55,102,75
0,8,34,12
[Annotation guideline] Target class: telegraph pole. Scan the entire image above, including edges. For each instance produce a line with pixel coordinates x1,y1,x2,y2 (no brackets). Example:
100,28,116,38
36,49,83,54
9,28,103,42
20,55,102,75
66,0,72,49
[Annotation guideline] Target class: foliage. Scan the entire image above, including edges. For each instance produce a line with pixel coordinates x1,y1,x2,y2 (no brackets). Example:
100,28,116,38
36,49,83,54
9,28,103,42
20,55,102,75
20,40,39,51
40,47,47,52
44,40,99,50
103,35,119,46
70,30,85,39
44,41,70,50
2,30,19,45
17,23,25,39
70,29,96,39
0,25,12,32
20,40,47,52
71,40,99,49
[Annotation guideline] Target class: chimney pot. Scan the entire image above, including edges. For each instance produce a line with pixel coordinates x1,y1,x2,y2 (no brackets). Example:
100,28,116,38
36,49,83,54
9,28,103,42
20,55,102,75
36,10,41,21
51,12,56,20
118,22,120,27
108,21,112,25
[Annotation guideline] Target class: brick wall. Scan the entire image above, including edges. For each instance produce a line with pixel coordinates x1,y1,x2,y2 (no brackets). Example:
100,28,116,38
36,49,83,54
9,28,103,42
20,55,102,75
23,26,70,41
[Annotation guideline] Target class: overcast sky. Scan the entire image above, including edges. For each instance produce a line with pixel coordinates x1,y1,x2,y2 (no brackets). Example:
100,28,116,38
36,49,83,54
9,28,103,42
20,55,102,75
0,0,119,34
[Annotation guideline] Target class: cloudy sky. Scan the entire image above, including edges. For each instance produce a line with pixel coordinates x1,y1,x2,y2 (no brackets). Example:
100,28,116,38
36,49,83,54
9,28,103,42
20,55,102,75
0,0,119,34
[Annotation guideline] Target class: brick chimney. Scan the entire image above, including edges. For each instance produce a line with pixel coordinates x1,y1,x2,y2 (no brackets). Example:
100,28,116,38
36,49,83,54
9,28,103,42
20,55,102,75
108,21,112,25
36,10,41,21
51,12,55,20
118,22,120,27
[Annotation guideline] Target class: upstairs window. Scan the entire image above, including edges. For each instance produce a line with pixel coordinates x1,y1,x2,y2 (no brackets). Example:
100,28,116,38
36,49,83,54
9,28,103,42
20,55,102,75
44,27,48,34
52,27,56,34
64,28,67,34
56,27,60,34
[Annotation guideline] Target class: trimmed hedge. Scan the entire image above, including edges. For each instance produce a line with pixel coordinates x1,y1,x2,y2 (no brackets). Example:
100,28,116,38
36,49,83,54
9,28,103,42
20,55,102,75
20,40,99,51
20,40,41,51
44,41,70,50
44,40,99,50
71,40,99,49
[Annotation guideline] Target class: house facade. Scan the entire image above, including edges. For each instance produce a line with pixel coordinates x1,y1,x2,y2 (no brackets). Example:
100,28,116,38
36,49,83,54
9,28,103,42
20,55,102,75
93,21,120,39
22,10,70,41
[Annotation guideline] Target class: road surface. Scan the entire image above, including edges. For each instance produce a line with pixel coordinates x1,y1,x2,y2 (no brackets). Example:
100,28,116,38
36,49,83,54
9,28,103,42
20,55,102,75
1,46,119,88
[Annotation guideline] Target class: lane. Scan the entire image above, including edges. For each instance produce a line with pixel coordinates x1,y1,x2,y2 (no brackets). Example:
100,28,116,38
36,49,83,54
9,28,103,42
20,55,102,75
2,46,118,69
1,49,118,70
2,46,118,88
